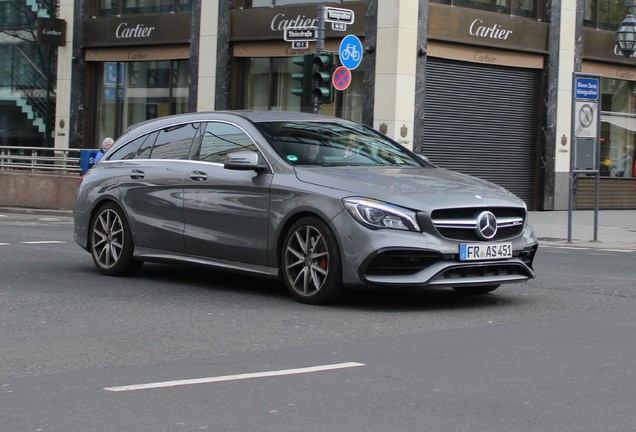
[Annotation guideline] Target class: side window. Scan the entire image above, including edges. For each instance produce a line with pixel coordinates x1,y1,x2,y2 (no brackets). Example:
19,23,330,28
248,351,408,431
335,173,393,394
197,122,258,163
135,132,157,159
150,123,200,160
107,134,149,161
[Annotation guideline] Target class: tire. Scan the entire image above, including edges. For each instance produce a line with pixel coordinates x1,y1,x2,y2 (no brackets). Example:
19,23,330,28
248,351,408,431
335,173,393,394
90,203,142,276
452,285,500,295
282,217,344,305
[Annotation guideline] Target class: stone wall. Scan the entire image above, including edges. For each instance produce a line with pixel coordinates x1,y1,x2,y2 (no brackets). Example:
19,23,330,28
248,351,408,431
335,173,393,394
575,177,636,209
0,172,79,210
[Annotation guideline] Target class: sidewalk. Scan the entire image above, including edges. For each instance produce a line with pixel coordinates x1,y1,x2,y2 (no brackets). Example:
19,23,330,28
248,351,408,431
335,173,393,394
529,210,636,250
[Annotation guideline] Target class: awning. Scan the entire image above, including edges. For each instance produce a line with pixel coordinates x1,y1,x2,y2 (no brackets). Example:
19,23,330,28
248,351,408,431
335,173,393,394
85,45,190,61
601,114,636,132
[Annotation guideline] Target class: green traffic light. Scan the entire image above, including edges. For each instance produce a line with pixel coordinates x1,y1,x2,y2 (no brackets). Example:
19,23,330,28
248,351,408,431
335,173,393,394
312,53,334,104
290,54,314,104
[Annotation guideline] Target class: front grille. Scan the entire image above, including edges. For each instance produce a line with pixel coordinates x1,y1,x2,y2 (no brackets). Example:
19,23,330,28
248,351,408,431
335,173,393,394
436,262,530,280
428,207,525,242
365,250,443,276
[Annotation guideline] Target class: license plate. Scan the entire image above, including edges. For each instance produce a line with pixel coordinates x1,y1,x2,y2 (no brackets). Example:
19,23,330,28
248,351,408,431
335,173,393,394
460,242,512,261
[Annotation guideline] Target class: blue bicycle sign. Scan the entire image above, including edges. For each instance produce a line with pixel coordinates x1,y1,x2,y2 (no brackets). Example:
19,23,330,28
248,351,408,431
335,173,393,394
339,35,363,70
341,44,361,62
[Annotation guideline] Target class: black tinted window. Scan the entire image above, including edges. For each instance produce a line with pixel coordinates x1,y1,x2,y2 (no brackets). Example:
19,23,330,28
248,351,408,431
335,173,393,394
151,123,200,160
197,122,257,163
135,132,157,159
107,134,148,161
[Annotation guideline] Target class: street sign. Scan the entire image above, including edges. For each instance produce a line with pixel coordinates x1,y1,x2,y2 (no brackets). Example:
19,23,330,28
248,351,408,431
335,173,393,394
332,22,347,31
324,7,355,25
333,66,351,91
339,34,363,70
575,77,600,100
284,27,317,42
575,101,598,138
291,41,309,50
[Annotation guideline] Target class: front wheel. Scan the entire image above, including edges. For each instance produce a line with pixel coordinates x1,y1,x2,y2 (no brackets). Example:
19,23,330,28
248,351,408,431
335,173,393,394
452,285,500,295
90,203,142,276
282,217,344,305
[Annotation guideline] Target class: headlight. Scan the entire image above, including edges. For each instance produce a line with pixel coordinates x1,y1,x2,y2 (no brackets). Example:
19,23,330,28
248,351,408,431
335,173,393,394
342,198,421,232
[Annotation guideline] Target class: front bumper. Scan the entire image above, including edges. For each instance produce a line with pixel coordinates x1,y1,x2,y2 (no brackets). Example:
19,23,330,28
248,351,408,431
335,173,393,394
331,210,538,289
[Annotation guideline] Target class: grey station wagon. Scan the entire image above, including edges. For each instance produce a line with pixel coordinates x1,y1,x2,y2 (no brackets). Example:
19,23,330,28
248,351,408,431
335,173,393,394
73,111,538,304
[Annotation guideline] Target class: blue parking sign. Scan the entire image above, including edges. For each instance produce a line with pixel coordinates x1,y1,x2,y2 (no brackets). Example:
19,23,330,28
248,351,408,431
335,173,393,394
339,35,363,70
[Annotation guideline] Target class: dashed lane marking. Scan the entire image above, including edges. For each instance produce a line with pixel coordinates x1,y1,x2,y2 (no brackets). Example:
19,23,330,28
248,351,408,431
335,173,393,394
0,241,67,246
20,241,66,244
104,362,367,393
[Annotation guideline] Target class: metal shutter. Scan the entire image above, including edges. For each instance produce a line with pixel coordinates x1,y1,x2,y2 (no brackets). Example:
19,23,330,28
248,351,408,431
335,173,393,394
422,57,539,209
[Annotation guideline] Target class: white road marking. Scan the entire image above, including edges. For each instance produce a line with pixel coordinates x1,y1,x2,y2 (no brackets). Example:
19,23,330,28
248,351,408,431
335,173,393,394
20,241,66,244
545,246,634,253
0,243,9,246
104,362,366,393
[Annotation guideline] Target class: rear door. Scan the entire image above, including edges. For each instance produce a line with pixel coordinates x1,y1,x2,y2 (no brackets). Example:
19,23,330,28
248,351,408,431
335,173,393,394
116,123,201,253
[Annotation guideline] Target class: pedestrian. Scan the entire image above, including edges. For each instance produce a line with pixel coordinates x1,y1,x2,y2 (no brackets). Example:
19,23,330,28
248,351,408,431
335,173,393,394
94,137,114,163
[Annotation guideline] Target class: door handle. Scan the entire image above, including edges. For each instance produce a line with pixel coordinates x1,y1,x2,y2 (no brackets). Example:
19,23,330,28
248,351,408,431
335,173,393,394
129,169,145,180
190,171,208,181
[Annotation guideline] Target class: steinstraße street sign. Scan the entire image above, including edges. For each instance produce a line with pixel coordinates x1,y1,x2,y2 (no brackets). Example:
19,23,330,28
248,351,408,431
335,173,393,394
284,27,317,42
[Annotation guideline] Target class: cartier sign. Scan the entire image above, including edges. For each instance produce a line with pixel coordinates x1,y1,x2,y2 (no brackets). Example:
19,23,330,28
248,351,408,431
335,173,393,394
37,18,66,46
231,2,365,41
83,13,191,48
469,19,513,41
429,4,547,53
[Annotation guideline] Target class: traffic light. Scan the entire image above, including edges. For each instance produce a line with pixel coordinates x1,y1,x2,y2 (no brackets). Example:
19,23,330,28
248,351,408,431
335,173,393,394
313,53,335,104
290,54,313,105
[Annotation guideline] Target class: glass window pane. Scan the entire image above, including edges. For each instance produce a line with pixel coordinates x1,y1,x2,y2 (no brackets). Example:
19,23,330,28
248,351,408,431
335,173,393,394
108,133,148,161
199,123,257,163
151,123,200,159
600,78,635,178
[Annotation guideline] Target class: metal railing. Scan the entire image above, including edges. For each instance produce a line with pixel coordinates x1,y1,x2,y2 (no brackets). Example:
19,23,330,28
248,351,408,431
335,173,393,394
0,146,81,175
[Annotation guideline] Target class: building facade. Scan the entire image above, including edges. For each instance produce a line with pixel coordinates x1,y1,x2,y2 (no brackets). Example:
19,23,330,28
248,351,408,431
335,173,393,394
4,0,636,210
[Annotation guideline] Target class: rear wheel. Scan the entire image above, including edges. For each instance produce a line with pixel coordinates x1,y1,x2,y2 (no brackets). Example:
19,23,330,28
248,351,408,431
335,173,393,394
452,285,500,295
90,203,142,276
282,217,344,305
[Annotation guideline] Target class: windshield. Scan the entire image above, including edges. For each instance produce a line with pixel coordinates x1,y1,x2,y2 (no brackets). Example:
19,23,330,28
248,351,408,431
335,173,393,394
255,121,427,167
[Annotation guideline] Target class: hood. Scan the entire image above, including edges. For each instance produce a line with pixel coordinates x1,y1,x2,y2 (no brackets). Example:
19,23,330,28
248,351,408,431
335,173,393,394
293,166,524,210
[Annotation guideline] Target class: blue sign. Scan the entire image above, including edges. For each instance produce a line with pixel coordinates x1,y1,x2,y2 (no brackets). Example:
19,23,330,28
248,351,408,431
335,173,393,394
575,77,599,100
339,35,363,70
104,62,125,87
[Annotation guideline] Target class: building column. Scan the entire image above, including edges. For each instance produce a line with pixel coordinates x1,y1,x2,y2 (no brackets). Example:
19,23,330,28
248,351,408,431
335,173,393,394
372,0,418,150
197,0,219,111
54,0,74,149
552,0,581,210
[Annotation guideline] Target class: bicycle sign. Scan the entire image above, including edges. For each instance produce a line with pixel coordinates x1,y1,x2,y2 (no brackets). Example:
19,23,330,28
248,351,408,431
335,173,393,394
339,34,363,70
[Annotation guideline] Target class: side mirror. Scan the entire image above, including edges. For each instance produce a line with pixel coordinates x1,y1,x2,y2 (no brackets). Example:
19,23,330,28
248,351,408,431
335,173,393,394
224,151,268,172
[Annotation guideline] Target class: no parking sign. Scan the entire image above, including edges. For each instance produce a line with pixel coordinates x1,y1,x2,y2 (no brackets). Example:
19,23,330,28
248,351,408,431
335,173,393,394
332,66,351,91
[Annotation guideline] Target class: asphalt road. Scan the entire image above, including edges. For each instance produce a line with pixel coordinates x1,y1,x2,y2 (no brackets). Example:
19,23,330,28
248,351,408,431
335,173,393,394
1,212,635,432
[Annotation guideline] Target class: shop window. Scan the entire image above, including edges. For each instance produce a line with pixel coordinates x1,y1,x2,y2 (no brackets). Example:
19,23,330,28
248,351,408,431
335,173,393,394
584,0,627,30
430,0,540,19
600,78,635,178
233,0,358,8
236,56,363,122
94,60,189,145
95,0,191,16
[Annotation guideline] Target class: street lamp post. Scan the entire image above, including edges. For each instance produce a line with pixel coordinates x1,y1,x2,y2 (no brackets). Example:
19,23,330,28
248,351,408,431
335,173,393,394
616,0,636,58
